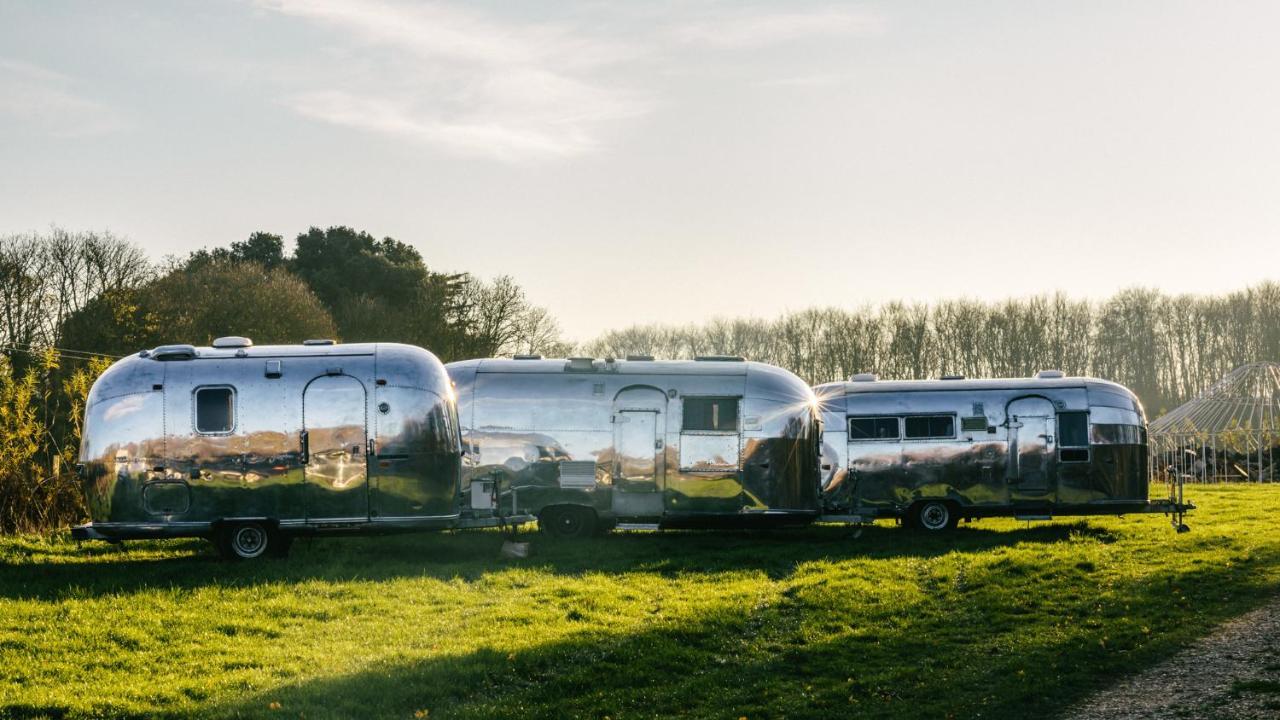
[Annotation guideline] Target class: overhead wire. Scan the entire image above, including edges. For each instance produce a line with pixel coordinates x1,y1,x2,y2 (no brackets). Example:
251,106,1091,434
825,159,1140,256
0,343,124,360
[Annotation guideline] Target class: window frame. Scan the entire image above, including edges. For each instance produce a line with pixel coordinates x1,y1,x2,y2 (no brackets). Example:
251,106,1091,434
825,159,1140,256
1056,410,1092,463
902,413,957,441
680,396,741,434
193,385,237,435
847,416,901,443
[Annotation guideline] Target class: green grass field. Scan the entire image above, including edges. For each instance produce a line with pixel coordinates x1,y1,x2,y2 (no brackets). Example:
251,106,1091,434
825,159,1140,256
3,484,1279,720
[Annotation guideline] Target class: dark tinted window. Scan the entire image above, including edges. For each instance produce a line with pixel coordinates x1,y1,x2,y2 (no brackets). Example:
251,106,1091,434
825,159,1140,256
195,387,234,433
849,417,899,441
1060,448,1090,463
683,397,739,431
1058,412,1089,447
904,415,954,439
1091,423,1143,445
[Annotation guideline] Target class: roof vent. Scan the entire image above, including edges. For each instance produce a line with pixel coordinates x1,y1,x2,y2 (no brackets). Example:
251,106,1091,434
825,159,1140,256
941,374,965,380
1036,369,1065,379
626,354,654,361
850,373,878,382
695,355,744,362
303,339,336,346
150,344,198,361
565,357,596,372
513,354,542,360
212,336,253,349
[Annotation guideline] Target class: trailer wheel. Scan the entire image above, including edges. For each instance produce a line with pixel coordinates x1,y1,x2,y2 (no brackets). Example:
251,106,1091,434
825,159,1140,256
540,506,596,539
911,501,958,532
217,522,272,560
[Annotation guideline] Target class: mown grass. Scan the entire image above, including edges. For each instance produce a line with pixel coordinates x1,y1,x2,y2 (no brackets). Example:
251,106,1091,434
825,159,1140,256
2,484,1279,720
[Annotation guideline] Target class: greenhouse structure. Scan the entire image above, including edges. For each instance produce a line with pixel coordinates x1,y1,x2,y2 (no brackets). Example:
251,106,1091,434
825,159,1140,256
1149,362,1280,483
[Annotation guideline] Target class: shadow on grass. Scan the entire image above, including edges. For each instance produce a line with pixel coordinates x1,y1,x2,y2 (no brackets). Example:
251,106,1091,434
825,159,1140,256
0,522,1118,602
166,553,1280,720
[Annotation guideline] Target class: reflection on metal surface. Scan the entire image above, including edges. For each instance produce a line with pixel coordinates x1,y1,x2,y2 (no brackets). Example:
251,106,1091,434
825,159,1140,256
448,357,822,528
679,433,740,471
304,374,368,519
76,342,468,541
615,412,659,490
1008,396,1054,494
816,374,1157,519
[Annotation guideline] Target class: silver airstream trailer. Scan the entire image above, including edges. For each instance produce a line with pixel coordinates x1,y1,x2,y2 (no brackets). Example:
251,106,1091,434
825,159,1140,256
73,338,523,559
446,356,824,536
815,371,1192,531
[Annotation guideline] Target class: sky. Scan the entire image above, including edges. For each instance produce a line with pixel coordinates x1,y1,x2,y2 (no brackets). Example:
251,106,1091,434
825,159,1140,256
1,0,1278,341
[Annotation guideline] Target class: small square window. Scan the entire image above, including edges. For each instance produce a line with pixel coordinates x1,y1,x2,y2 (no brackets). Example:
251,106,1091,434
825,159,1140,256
195,387,235,433
683,397,739,431
1058,412,1089,448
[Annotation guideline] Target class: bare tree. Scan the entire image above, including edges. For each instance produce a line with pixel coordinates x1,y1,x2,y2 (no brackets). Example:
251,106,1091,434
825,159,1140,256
579,283,1280,415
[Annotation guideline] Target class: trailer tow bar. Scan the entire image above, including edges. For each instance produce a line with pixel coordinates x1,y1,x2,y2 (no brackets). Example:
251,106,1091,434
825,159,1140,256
496,473,531,558
1170,472,1191,533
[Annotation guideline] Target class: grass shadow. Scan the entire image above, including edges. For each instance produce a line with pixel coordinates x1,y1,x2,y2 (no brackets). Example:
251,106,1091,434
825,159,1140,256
0,521,1113,602
185,554,1280,720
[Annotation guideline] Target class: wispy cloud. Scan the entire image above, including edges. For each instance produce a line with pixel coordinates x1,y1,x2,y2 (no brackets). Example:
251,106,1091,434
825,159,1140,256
0,59,126,136
251,1,885,161
671,8,884,49
255,0,649,161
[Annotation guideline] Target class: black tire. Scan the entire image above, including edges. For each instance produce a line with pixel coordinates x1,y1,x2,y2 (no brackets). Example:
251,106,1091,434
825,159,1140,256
540,506,596,539
911,501,958,532
217,522,272,560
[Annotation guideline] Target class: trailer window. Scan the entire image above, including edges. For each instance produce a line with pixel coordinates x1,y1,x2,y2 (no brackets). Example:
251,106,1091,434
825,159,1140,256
683,397,739,432
1091,423,1143,445
849,417,899,441
904,415,954,439
195,387,235,433
1058,412,1089,447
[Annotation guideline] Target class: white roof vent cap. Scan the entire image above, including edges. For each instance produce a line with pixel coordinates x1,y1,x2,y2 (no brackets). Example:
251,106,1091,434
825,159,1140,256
212,336,253,349
851,373,879,382
1036,369,1065,379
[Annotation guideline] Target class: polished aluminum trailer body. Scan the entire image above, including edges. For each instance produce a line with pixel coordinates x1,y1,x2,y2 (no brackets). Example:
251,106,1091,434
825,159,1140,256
447,357,823,531
815,374,1190,526
72,340,509,545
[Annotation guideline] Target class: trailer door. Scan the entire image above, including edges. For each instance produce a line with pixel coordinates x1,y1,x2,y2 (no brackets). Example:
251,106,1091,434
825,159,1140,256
1007,396,1056,500
302,374,370,522
611,387,667,518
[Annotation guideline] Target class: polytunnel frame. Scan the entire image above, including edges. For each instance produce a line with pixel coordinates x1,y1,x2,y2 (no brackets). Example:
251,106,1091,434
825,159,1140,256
1149,363,1280,483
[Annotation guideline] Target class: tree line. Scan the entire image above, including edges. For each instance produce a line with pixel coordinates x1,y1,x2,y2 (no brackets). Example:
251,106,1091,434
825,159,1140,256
583,284,1280,418
2,225,1277,532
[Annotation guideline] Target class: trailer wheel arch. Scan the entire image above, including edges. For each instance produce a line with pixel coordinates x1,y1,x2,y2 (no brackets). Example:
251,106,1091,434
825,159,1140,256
538,504,598,539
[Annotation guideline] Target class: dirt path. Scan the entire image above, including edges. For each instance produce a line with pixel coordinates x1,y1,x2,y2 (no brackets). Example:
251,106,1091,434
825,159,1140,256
1065,596,1280,720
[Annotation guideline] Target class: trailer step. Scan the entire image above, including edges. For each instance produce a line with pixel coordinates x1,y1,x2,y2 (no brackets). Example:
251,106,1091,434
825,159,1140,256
1014,514,1052,521
615,523,660,531
818,515,869,524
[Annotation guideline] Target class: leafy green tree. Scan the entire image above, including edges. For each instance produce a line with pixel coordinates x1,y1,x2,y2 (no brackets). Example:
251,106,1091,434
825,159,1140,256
185,232,286,271
0,350,109,533
61,260,338,355
287,226,467,354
